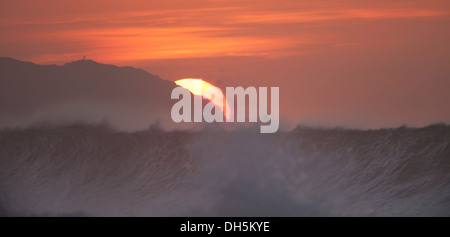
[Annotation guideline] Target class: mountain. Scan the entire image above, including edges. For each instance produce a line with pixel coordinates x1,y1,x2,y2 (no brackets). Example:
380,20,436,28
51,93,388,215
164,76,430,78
0,57,179,130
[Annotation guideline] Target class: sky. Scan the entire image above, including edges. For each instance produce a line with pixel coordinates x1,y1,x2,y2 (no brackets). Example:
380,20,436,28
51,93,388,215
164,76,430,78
1,0,449,129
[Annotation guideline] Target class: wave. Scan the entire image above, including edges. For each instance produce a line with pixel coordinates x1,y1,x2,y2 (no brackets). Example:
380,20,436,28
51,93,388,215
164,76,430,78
0,123,449,216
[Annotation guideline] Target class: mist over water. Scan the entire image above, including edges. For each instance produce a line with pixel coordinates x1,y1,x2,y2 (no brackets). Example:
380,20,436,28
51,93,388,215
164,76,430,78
0,123,448,216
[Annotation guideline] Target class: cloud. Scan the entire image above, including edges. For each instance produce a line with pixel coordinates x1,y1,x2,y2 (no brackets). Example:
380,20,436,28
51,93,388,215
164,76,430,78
2,1,449,63
228,9,450,24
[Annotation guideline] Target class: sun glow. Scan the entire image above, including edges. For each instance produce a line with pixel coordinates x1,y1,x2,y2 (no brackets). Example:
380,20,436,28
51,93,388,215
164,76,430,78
175,78,231,119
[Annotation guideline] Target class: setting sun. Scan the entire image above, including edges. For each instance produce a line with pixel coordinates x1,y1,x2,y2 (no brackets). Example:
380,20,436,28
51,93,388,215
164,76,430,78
175,78,231,119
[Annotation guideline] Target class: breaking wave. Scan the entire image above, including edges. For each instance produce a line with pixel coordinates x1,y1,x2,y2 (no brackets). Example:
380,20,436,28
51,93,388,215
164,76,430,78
0,123,449,216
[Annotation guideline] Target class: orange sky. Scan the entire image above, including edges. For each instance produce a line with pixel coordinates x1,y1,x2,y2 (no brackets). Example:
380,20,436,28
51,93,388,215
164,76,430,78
1,0,450,128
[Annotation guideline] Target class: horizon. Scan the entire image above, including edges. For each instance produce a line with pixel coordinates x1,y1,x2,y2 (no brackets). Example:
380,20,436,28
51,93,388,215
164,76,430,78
1,54,449,130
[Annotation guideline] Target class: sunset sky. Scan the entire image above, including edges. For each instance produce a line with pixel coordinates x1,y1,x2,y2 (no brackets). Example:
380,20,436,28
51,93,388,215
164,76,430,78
1,0,449,129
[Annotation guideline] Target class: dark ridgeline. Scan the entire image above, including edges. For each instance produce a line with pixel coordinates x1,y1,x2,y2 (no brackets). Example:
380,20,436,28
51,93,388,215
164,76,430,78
0,57,177,129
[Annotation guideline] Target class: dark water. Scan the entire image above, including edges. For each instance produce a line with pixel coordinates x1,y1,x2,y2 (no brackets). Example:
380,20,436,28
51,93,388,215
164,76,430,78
0,123,449,216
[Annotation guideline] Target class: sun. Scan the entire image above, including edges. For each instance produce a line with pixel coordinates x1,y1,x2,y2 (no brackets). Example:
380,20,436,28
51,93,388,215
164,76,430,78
175,78,231,119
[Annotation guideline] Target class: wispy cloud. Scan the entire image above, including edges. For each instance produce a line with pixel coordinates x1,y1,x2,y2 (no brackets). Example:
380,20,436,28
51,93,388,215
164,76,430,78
25,26,294,62
1,1,449,63
229,9,450,24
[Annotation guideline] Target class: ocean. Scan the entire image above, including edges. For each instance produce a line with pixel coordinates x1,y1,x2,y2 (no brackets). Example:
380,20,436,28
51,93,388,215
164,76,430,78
0,123,449,216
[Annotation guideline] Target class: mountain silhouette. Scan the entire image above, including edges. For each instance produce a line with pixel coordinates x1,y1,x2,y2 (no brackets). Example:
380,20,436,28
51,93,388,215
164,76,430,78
0,57,180,130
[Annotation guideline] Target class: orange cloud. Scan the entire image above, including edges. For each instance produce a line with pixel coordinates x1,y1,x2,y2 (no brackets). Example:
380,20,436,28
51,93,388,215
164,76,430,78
229,9,450,24
1,1,449,64
21,26,296,63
